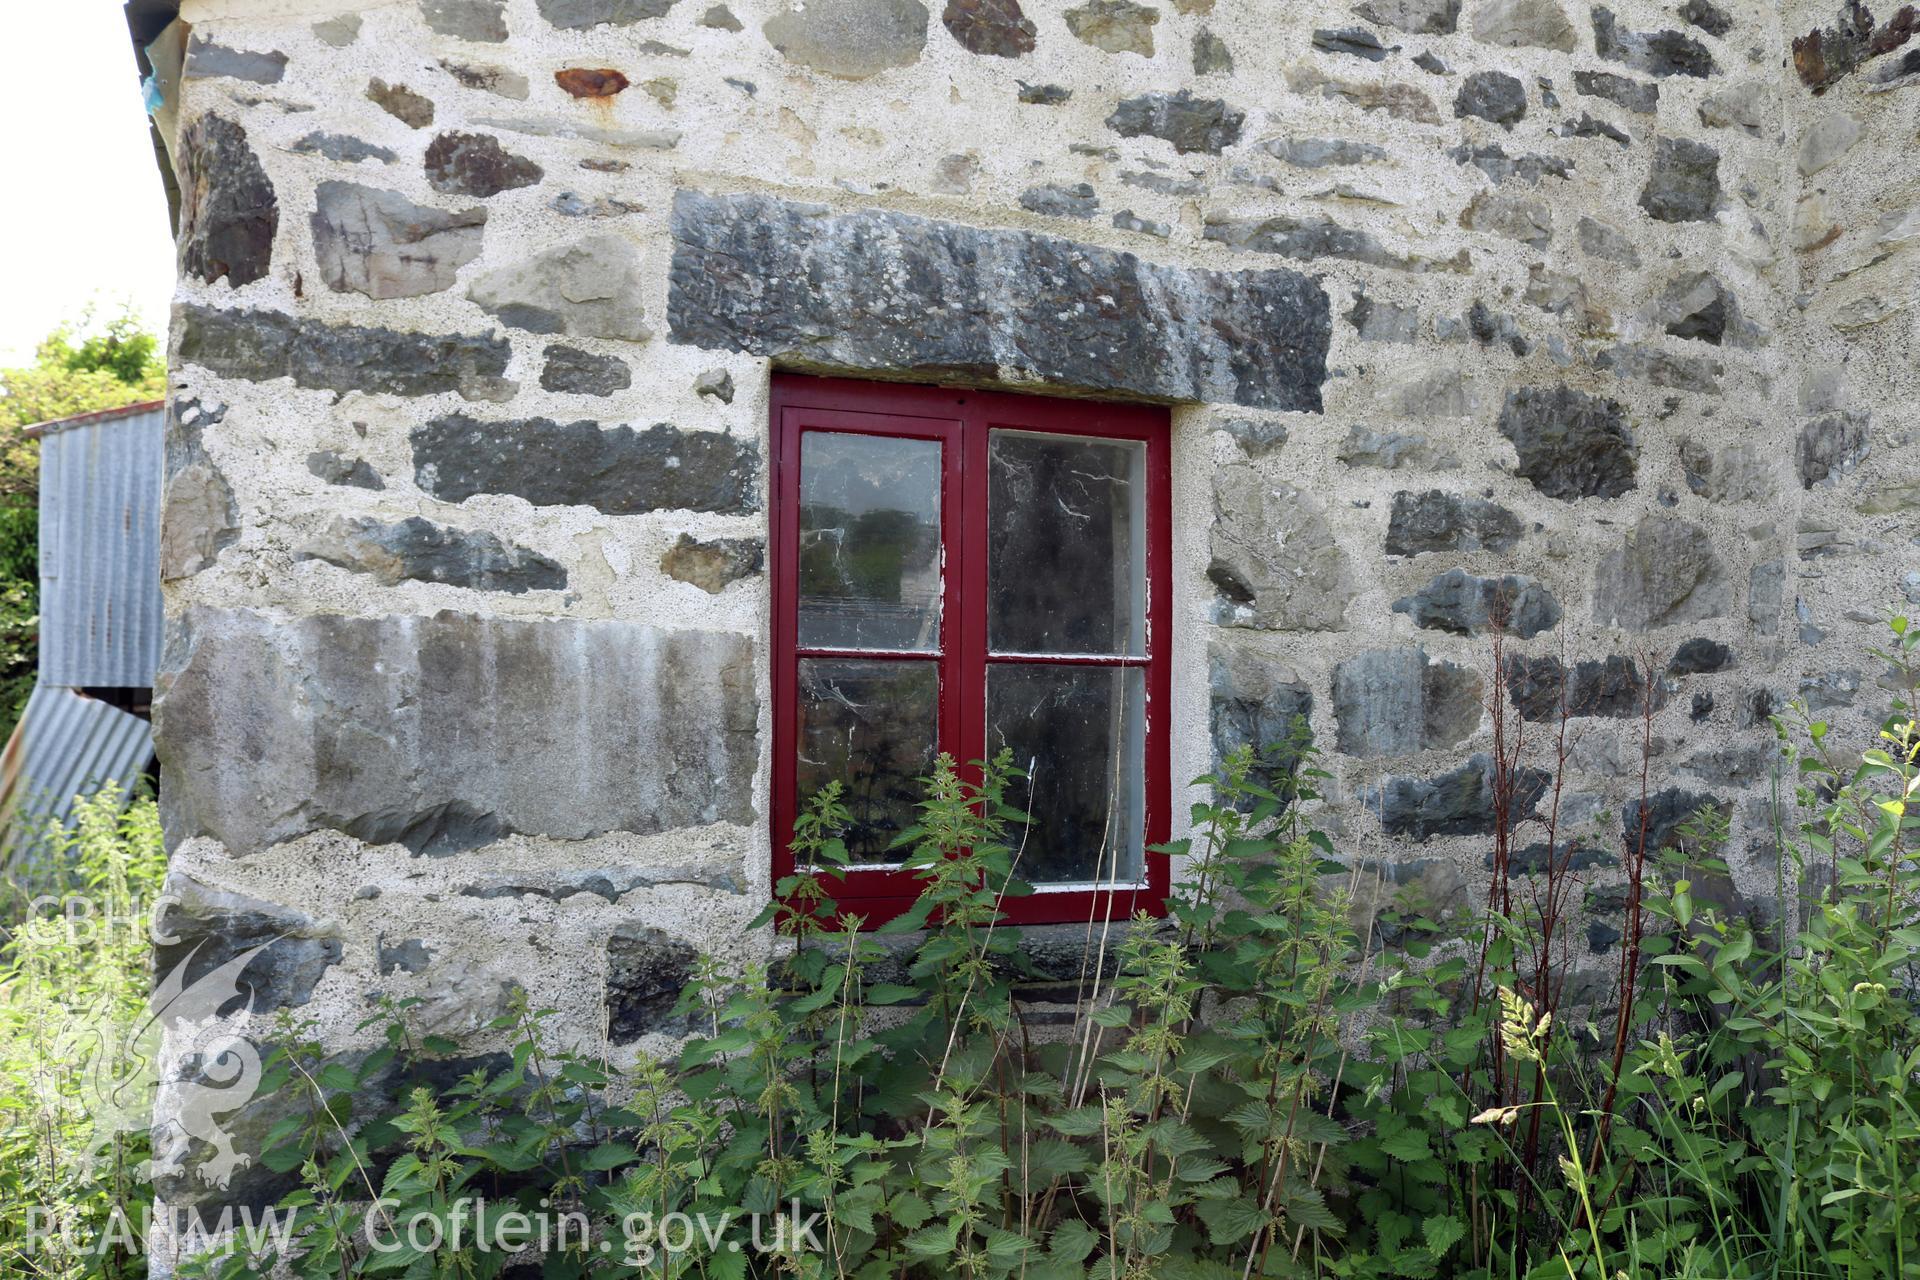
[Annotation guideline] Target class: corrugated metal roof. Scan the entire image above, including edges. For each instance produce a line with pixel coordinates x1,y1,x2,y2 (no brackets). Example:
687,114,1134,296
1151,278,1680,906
0,685,154,866
38,403,165,688
21,398,167,439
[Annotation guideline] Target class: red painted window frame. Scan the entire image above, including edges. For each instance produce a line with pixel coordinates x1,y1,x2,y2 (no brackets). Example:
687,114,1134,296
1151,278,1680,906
770,374,1172,929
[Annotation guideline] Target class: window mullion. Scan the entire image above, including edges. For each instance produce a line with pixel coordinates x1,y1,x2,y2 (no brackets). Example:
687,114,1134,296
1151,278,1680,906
952,405,990,778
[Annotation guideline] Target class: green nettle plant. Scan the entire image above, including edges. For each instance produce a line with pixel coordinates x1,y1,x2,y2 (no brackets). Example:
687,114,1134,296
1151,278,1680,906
52,614,1920,1280
0,786,167,1280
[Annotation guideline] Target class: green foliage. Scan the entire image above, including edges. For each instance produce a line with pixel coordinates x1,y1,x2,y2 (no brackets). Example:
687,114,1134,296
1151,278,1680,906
0,559,38,746
0,305,168,499
14,618,1920,1280
1596,616,1920,1280
34,310,165,393
187,615,1920,1278
0,787,167,1279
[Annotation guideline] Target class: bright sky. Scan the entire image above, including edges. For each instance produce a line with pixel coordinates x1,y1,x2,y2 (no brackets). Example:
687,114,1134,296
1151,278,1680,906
0,2,176,363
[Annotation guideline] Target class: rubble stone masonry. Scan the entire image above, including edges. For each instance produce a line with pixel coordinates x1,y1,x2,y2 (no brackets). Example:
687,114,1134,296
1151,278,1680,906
150,0,1916,1216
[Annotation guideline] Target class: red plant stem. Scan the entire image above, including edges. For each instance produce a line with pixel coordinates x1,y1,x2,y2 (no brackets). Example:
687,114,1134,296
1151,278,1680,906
1586,648,1659,1181
1519,640,1578,1183
1468,628,1513,1109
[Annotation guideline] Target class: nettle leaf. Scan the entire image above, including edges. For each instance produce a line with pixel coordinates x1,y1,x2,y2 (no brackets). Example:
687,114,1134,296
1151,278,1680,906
887,1192,932,1230
261,1144,306,1174
1423,1214,1466,1257
1290,1110,1349,1147
835,1190,878,1237
1174,1171,1234,1201
1144,1118,1211,1160
580,1142,638,1171
1424,1093,1465,1129
903,1221,961,1257
1050,1108,1106,1137
681,1028,752,1067
1025,1259,1088,1280
318,1063,358,1093
787,982,841,1015
1377,1126,1432,1163
1156,1258,1249,1280
1049,1219,1099,1262
1280,1183,1343,1234
983,1227,1032,1261
1195,1195,1269,1246
380,1153,424,1196
1026,1138,1091,1181
1176,1045,1235,1076
1223,1100,1272,1136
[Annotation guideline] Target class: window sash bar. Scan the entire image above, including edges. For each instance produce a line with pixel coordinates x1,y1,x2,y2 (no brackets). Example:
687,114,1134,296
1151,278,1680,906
985,652,1150,666
793,647,1152,665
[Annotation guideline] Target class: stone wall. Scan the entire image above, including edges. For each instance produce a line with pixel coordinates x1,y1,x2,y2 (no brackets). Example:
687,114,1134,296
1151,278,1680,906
151,0,1915,1217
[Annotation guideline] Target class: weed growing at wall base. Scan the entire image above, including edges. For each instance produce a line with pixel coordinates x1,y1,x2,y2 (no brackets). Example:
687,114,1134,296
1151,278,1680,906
0,786,168,1279
10,617,1920,1279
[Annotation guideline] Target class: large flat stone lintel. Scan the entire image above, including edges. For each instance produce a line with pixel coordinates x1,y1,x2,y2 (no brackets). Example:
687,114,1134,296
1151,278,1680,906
154,608,759,855
666,190,1331,412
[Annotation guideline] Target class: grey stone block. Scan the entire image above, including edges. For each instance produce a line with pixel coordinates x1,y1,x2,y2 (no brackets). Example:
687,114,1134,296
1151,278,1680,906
1333,647,1482,756
1209,641,1314,809
1209,466,1354,631
1392,568,1562,638
1370,754,1548,841
540,344,633,396
536,0,677,27
1064,0,1159,54
1498,384,1637,501
411,415,759,515
299,515,567,594
175,305,514,401
1355,0,1459,34
1385,490,1523,556
943,0,1037,56
1593,5,1716,77
154,608,759,855
1455,70,1527,125
667,190,1330,412
311,182,486,300
177,116,278,288
421,0,509,40
762,0,929,76
1640,137,1721,224
607,927,700,1042
660,533,765,593
1592,516,1730,630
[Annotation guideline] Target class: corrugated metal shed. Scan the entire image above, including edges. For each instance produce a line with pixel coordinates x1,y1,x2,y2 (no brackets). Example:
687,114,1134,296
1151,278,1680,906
0,685,154,863
32,400,166,688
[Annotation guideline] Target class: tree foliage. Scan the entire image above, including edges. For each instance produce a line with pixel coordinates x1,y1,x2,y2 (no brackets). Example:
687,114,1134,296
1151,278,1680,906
0,306,167,500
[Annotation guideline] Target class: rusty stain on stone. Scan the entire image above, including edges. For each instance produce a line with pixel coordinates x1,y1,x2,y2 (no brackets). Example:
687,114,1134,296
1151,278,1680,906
556,68,631,97
1793,1,1916,90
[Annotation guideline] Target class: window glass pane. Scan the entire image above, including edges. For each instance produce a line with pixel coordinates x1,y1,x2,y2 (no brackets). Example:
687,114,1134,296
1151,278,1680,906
797,658,937,865
988,432,1145,656
799,432,941,651
987,664,1145,885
